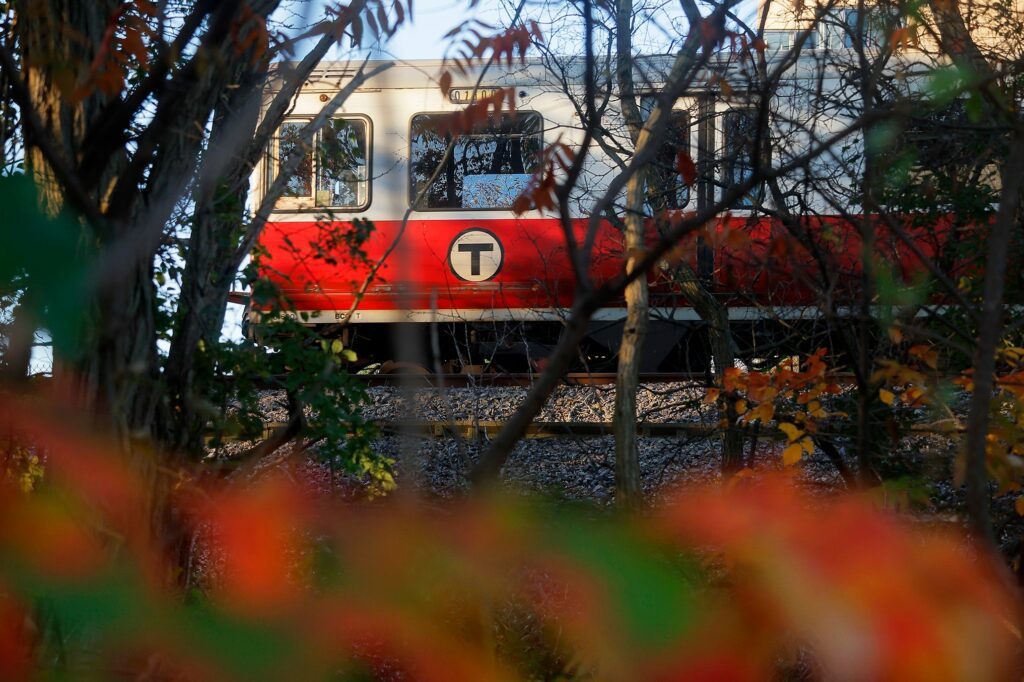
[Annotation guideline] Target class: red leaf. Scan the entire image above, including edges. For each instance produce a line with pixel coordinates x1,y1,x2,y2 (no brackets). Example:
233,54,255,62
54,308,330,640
351,16,363,46
676,151,697,186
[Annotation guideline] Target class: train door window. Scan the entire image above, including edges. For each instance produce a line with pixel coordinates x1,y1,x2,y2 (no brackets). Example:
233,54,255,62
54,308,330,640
272,117,370,210
409,112,543,209
723,108,765,208
649,110,692,211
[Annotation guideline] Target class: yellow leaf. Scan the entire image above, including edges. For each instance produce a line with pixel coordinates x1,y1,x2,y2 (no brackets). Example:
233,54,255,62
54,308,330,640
801,437,815,454
779,422,803,442
1015,496,1024,516
704,388,720,404
734,399,748,415
782,443,803,466
888,326,903,344
749,402,775,423
879,388,895,405
330,339,344,354
808,400,826,418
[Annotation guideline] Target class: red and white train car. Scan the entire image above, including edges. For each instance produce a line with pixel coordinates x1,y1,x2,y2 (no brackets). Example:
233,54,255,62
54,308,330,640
250,57,951,370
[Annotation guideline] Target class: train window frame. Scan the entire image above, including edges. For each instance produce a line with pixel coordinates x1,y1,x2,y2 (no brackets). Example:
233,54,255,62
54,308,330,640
763,29,816,52
269,114,373,213
407,110,544,212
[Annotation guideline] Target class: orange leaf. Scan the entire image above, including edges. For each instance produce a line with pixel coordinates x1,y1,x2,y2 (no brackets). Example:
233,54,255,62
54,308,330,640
909,344,939,370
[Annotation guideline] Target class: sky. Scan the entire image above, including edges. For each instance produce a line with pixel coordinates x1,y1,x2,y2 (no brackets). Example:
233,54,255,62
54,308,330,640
374,0,498,60
315,0,760,63
279,0,517,63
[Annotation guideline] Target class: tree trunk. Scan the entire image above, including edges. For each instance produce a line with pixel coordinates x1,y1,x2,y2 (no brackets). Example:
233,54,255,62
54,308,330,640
963,136,1024,549
925,0,1022,550
611,0,649,506
673,265,743,472
14,0,118,215
613,169,648,508
611,0,742,489
163,57,267,455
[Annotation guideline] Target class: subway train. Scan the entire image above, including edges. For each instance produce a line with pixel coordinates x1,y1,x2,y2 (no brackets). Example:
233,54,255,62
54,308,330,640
249,57,962,372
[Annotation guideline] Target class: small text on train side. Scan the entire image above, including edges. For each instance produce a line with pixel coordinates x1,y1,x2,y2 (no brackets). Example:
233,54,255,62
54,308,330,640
448,87,501,104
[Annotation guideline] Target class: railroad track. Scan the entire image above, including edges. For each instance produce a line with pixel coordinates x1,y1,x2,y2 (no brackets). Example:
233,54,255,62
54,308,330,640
357,371,707,387
236,369,872,391
232,418,961,444
230,419,730,442
378,420,725,439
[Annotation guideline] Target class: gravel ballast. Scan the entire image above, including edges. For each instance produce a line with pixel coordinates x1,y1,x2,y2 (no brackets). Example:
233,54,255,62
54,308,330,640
232,383,851,503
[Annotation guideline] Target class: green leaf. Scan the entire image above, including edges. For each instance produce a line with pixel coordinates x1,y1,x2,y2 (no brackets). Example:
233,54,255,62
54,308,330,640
965,91,984,122
542,512,697,650
866,121,899,157
925,65,966,105
0,175,91,357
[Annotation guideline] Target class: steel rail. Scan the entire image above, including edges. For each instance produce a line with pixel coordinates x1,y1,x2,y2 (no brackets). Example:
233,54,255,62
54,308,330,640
223,418,959,444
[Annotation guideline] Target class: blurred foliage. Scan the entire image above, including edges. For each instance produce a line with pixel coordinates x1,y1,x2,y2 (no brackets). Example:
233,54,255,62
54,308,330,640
0,175,90,358
218,217,387,491
0,395,1018,681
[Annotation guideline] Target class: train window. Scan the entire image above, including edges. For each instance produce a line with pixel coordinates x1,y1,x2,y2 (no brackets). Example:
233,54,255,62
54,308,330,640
820,7,899,50
278,121,313,198
723,108,765,208
880,100,1003,205
272,117,369,210
649,110,691,211
409,112,543,210
763,29,814,52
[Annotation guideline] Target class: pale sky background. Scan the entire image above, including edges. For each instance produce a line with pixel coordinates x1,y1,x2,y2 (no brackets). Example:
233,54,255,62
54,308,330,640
282,0,760,63
373,0,502,60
